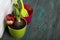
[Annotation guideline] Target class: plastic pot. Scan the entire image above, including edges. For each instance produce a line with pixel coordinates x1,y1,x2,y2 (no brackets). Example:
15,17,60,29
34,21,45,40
8,18,27,38
24,4,33,24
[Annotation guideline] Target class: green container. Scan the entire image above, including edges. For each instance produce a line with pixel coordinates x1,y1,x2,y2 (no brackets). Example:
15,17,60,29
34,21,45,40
8,18,27,38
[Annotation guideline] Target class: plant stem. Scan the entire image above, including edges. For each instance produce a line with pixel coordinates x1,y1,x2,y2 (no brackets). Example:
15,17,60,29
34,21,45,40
16,17,21,22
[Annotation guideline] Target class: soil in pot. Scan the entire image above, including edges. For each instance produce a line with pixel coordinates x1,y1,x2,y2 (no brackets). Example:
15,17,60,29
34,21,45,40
9,18,26,30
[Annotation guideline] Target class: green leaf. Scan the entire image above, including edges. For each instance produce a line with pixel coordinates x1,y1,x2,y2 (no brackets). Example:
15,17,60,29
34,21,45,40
13,5,20,16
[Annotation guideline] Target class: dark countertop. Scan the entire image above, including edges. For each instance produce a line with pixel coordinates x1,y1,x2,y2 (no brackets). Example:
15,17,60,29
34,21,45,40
1,0,60,40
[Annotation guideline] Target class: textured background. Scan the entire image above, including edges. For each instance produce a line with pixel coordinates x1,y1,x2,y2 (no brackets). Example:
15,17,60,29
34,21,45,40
1,0,60,40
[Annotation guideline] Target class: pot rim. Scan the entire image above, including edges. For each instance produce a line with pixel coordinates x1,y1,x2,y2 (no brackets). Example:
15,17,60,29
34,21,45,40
8,17,27,30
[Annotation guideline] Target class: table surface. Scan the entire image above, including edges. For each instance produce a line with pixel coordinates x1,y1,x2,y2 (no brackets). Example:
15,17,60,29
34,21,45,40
1,0,60,40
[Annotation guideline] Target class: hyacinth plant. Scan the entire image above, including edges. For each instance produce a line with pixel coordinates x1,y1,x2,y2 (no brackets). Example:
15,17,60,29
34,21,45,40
6,1,27,38
5,0,27,28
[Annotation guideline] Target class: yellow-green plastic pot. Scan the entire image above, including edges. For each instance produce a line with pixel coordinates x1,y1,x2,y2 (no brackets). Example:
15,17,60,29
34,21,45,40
8,18,27,38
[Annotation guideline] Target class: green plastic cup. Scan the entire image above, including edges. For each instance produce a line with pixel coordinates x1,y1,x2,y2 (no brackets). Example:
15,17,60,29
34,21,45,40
8,18,27,38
